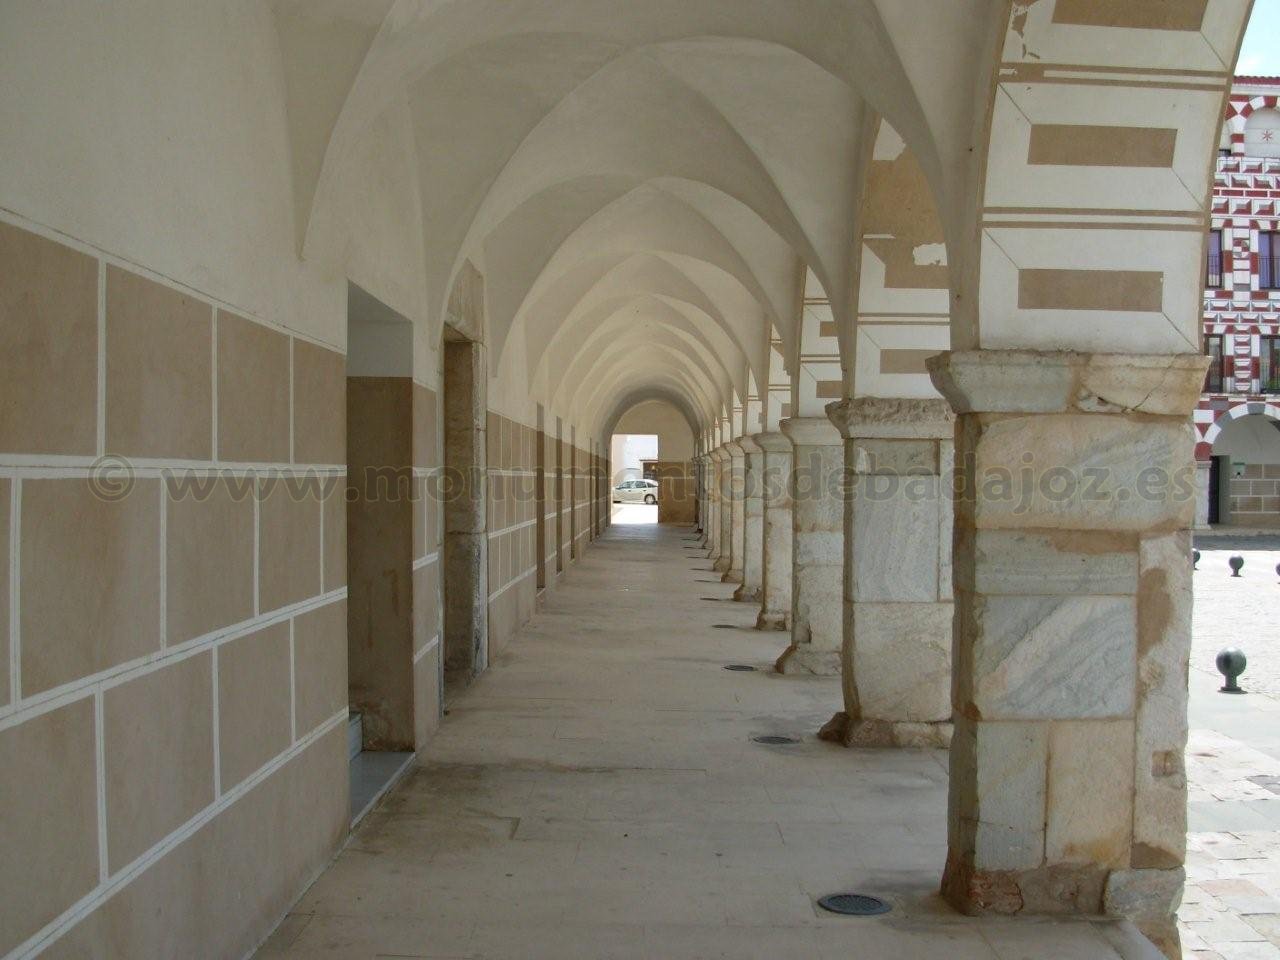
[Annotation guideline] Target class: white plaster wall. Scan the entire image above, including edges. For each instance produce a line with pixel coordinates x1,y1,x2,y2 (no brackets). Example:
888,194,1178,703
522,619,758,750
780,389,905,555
614,400,695,461
0,1,343,346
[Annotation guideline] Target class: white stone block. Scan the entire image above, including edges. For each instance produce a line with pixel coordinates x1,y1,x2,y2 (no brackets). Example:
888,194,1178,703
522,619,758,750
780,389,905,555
850,601,952,722
1046,720,1135,869
970,595,1136,720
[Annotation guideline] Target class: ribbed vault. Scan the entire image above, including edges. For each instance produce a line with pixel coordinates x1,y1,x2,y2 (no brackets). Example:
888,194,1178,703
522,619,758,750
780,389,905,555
271,0,1004,442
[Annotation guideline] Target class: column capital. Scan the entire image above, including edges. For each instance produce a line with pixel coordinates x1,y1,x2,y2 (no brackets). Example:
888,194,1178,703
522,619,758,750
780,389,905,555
752,431,790,454
825,397,954,440
737,435,763,454
927,350,1208,416
725,439,745,456
710,446,729,462
779,416,840,447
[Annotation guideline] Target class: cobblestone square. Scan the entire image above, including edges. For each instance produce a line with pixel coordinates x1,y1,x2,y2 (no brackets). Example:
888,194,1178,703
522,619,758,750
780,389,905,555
1184,541,1280,959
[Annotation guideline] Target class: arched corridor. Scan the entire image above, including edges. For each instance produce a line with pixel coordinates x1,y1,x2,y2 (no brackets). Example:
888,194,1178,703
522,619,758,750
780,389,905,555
0,1,1259,957
258,520,1150,960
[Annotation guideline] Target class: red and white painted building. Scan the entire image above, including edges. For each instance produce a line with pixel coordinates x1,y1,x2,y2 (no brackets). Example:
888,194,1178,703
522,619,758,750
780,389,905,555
1196,78,1280,528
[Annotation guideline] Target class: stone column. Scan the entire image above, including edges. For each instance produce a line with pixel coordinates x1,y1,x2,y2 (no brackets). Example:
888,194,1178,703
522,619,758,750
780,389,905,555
734,436,764,603
819,398,954,749
1194,460,1212,529
697,453,712,544
722,441,745,584
714,446,733,573
706,447,724,561
774,417,843,675
929,351,1203,954
755,431,792,630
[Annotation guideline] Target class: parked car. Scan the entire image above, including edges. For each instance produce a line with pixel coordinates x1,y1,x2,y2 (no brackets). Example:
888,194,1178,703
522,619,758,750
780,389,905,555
613,478,659,505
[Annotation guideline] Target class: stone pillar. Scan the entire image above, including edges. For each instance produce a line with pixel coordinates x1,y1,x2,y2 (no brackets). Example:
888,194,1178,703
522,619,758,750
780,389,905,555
697,453,711,544
734,436,764,603
756,431,792,630
929,351,1203,954
706,448,724,560
774,417,843,675
1194,460,1211,530
722,441,745,584
714,446,733,573
819,398,954,749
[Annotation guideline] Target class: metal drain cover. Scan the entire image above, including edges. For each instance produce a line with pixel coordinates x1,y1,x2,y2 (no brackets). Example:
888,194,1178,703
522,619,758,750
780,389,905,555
817,893,891,916
701,597,726,602
752,735,800,745
724,664,757,672
713,624,742,630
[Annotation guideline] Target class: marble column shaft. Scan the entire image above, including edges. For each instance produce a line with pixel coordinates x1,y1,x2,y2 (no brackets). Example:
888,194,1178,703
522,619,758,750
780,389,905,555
775,417,843,675
820,397,954,749
715,446,734,573
734,436,764,603
755,431,792,631
706,448,725,560
929,350,1204,952
723,441,746,584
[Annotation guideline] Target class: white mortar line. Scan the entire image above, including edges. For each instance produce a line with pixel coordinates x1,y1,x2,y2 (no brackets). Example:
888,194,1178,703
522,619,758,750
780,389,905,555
211,307,219,460
9,479,19,706
253,488,260,616
0,457,346,474
411,551,440,571
412,634,440,664
211,646,221,798
0,207,344,353
318,479,326,594
96,260,106,456
288,619,296,743
94,690,108,883
487,567,536,602
158,482,167,649
288,336,295,464
11,709,347,960
0,590,347,733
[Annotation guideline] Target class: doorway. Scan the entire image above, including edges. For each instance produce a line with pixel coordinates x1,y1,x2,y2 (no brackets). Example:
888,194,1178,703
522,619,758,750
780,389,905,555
610,432,660,525
344,282,416,822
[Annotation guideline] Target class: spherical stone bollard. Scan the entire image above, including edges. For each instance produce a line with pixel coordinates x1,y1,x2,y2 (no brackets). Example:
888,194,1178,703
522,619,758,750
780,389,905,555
1275,562,1280,580
1217,648,1247,694
1193,550,1201,569
1229,555,1245,577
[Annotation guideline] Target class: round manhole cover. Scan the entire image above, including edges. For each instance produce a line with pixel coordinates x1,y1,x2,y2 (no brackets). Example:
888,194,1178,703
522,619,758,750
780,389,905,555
724,664,757,672
752,735,800,745
817,893,891,917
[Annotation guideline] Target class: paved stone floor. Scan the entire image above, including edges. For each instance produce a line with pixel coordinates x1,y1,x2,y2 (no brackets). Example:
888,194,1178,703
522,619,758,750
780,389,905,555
1183,541,1280,960
259,520,1157,960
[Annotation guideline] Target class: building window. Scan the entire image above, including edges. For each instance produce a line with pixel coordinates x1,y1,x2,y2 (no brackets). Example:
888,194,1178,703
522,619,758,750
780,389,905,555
1207,230,1224,288
1205,334,1226,392
1260,231,1280,289
1263,336,1280,394
1220,148,1233,159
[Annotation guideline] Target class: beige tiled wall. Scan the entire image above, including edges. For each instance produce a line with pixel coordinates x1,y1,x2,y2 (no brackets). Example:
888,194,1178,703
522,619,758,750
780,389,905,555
0,219,349,958
487,413,538,655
